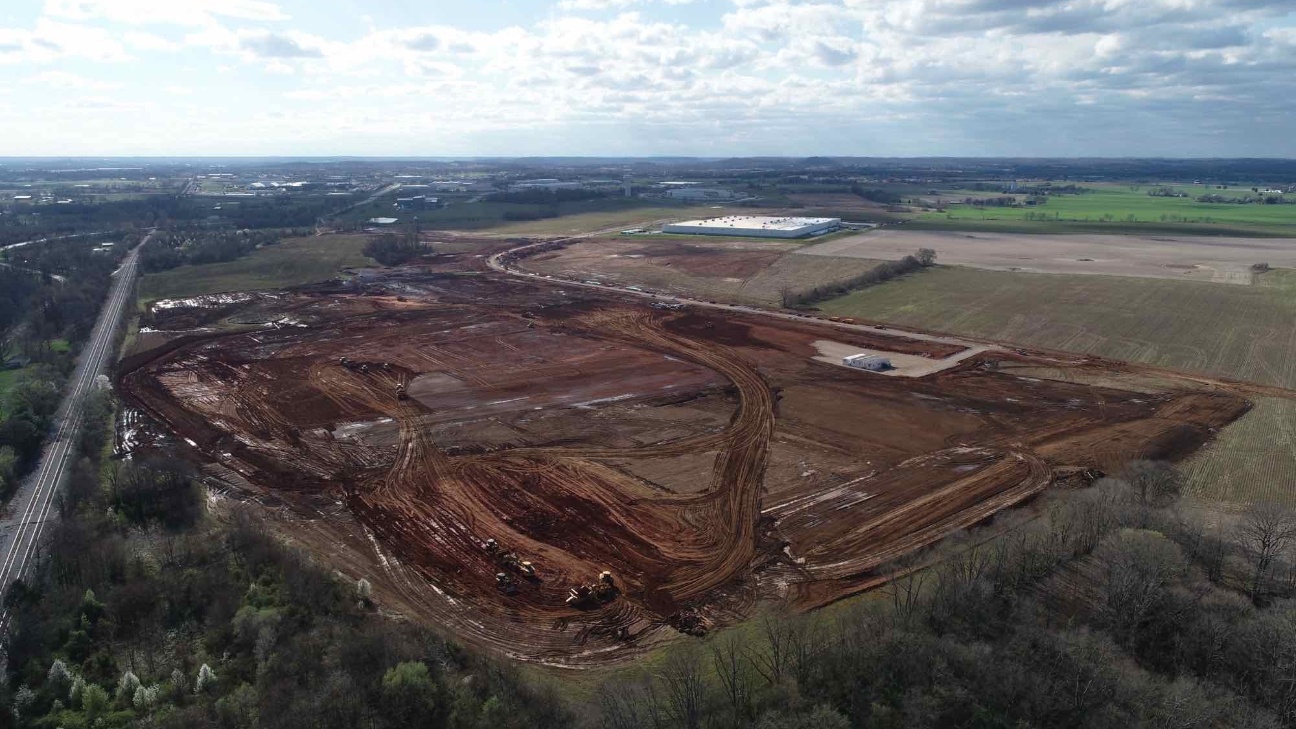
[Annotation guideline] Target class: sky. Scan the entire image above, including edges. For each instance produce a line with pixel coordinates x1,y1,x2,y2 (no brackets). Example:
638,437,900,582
2,0,1295,157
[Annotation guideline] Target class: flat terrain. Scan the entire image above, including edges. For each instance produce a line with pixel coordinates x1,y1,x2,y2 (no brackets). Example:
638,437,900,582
799,229,1296,284
117,265,1258,665
820,266,1296,390
1180,397,1296,506
820,266,1296,506
918,184,1296,236
521,236,881,305
139,234,374,303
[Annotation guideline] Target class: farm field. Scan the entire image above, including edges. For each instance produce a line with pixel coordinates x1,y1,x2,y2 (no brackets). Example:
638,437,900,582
520,236,881,304
483,204,724,236
798,229,1296,284
917,184,1296,235
1181,397,1296,506
782,192,914,223
819,266,1296,391
139,233,374,303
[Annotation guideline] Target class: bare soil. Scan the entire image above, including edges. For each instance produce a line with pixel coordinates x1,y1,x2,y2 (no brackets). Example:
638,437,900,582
117,265,1263,667
799,229,1296,284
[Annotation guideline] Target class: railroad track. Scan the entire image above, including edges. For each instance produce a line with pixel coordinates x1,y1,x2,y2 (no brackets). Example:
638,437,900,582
0,233,149,633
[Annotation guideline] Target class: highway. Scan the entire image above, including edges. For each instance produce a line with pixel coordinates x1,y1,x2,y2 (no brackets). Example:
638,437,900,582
0,232,148,629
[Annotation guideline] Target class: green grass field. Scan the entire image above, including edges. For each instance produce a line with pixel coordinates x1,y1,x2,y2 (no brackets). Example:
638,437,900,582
0,368,20,417
917,184,1296,236
820,266,1296,391
140,234,374,303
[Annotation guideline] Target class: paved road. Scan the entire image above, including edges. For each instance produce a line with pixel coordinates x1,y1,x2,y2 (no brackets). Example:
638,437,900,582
0,233,148,628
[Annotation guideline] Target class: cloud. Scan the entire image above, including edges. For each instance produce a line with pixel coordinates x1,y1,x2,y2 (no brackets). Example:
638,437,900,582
6,0,1296,155
42,0,289,26
27,70,120,90
238,31,322,58
404,33,440,51
125,31,180,52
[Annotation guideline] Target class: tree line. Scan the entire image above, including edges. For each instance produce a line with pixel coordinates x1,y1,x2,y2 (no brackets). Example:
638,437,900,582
592,462,1296,728
3,391,576,729
780,249,935,308
139,228,305,274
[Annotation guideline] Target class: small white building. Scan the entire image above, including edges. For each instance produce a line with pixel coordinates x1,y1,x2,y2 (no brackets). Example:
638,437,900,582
842,353,891,371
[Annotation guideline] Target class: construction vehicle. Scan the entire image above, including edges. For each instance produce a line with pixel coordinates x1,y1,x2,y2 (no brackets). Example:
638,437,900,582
359,363,369,373
382,362,392,371
483,538,499,555
395,383,408,400
566,571,617,608
495,572,518,595
339,356,351,367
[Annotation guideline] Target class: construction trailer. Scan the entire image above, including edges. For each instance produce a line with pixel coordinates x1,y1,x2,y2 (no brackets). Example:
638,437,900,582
842,353,892,371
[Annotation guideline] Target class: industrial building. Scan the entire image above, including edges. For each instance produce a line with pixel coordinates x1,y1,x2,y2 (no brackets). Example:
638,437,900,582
396,195,437,210
662,216,840,239
665,188,739,201
842,353,892,371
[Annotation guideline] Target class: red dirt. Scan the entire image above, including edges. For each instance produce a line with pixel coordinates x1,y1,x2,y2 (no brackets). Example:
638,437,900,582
117,271,1259,667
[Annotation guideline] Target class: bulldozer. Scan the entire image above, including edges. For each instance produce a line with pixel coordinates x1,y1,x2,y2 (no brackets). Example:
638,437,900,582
502,552,537,578
566,571,617,608
495,572,518,595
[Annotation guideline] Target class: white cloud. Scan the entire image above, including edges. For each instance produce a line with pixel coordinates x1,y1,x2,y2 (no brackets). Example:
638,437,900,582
42,0,289,26
125,30,180,52
27,70,120,90
4,0,1296,154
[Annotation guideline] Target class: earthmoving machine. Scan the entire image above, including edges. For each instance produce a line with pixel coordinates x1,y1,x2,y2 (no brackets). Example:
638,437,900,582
483,538,499,555
495,572,518,595
395,384,408,400
339,356,351,367
566,571,617,608
502,552,537,578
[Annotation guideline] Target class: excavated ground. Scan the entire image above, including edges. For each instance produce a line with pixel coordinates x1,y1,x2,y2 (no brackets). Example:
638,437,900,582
118,268,1257,666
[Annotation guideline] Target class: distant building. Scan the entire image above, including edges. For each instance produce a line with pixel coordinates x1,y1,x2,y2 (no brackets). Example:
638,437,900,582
842,354,891,371
510,180,582,191
396,195,436,210
666,188,738,201
663,215,840,239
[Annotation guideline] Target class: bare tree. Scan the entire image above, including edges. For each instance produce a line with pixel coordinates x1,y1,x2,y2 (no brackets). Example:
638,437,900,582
1093,528,1186,645
1235,503,1296,601
709,631,753,724
658,646,708,729
1123,460,1185,515
777,283,797,309
748,610,793,686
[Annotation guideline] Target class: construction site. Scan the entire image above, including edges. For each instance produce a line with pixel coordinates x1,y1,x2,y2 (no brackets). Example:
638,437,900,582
115,260,1264,666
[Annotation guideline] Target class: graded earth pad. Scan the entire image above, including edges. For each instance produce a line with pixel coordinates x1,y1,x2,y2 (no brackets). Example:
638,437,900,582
118,268,1257,666
799,229,1296,284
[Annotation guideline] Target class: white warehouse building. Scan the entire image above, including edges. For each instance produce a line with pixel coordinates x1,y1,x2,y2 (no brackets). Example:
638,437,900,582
662,215,840,239
842,353,892,371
